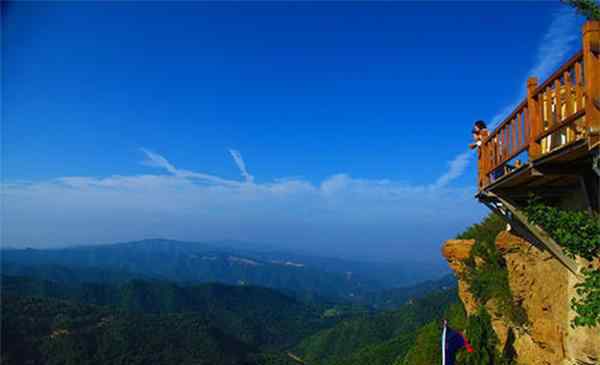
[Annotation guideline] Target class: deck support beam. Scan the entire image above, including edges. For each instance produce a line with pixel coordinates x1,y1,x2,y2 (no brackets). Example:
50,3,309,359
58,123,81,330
579,173,599,214
593,148,600,177
480,200,544,253
582,148,600,213
495,185,579,200
479,191,580,276
532,163,589,176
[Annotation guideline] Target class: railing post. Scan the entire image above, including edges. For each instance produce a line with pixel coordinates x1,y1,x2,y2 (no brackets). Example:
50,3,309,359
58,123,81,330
478,139,485,189
527,77,542,159
480,132,489,188
583,21,600,149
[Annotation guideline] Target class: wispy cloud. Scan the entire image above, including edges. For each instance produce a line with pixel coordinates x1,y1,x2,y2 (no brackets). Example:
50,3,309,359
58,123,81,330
490,7,580,126
430,151,472,190
228,149,254,183
141,148,240,187
141,148,178,174
2,149,484,259
530,7,580,81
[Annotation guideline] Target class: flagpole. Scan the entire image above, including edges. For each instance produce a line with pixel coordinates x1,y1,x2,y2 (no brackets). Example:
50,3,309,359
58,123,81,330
441,320,447,365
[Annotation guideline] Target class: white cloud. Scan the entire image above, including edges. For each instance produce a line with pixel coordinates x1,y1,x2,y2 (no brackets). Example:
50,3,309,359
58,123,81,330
1,149,485,259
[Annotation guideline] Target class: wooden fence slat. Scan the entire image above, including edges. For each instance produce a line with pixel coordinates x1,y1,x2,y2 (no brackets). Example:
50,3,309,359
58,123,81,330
555,79,562,124
575,61,583,112
503,127,508,160
516,113,522,147
543,88,550,127
564,70,573,117
512,117,517,153
524,106,530,144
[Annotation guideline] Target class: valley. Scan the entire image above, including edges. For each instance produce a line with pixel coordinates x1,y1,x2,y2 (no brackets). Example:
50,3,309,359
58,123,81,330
1,240,456,365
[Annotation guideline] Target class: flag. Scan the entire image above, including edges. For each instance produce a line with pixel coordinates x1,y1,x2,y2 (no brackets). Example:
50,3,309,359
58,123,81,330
441,321,473,365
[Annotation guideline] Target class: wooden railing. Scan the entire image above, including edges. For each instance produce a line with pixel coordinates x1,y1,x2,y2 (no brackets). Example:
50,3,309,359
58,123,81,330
478,21,600,190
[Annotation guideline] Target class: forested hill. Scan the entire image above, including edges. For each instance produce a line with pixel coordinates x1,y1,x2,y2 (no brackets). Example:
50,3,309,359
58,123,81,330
348,274,455,310
2,273,461,365
294,289,459,365
2,276,332,350
2,295,298,365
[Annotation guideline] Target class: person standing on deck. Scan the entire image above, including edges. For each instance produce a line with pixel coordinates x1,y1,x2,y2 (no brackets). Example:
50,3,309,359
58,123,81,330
469,120,488,150
469,120,511,231
470,120,501,184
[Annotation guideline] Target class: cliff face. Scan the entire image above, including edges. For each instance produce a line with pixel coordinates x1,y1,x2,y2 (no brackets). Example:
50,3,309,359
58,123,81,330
443,231,600,365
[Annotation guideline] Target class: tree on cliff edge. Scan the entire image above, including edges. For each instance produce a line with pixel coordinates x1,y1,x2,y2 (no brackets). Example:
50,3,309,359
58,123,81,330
562,0,600,20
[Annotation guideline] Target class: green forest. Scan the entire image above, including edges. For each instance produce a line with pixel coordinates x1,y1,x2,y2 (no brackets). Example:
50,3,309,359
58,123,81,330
2,273,459,365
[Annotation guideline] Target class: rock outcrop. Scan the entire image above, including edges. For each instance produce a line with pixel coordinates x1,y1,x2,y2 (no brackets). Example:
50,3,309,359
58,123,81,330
442,239,478,314
443,231,600,365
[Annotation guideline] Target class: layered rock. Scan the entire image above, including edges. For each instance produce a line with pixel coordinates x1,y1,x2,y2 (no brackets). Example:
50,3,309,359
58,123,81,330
442,231,600,365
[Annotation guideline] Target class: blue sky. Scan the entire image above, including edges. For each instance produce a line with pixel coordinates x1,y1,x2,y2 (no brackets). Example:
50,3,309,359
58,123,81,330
2,2,586,262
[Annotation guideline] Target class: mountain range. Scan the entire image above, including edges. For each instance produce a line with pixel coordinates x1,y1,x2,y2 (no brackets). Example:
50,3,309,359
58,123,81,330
2,238,459,365
2,238,450,300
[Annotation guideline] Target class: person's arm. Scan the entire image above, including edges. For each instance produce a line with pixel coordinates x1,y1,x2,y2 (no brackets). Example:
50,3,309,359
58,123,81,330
469,133,479,149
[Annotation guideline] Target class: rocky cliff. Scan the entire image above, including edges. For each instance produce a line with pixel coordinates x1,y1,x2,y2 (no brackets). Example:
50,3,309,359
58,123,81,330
443,231,600,365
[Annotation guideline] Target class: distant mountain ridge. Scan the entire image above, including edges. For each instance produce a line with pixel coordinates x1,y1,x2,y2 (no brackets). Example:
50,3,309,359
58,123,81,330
2,238,449,299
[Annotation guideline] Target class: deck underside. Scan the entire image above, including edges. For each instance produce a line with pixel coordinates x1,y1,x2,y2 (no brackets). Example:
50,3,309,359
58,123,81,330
478,139,598,207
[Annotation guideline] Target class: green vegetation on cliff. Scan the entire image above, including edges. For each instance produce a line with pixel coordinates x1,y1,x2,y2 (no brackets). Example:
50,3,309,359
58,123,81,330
397,302,467,365
398,303,514,365
525,200,600,327
464,238,527,326
460,306,515,365
457,213,527,326
456,213,506,243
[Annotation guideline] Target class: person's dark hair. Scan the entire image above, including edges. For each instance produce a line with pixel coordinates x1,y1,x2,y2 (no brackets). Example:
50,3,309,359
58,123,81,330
472,120,487,133
474,120,487,130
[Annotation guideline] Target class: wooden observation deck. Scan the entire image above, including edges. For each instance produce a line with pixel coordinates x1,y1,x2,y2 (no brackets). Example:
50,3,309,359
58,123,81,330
476,21,600,275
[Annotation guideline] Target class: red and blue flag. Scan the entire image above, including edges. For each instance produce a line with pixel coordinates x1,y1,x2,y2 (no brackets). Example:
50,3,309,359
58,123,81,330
441,321,473,365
